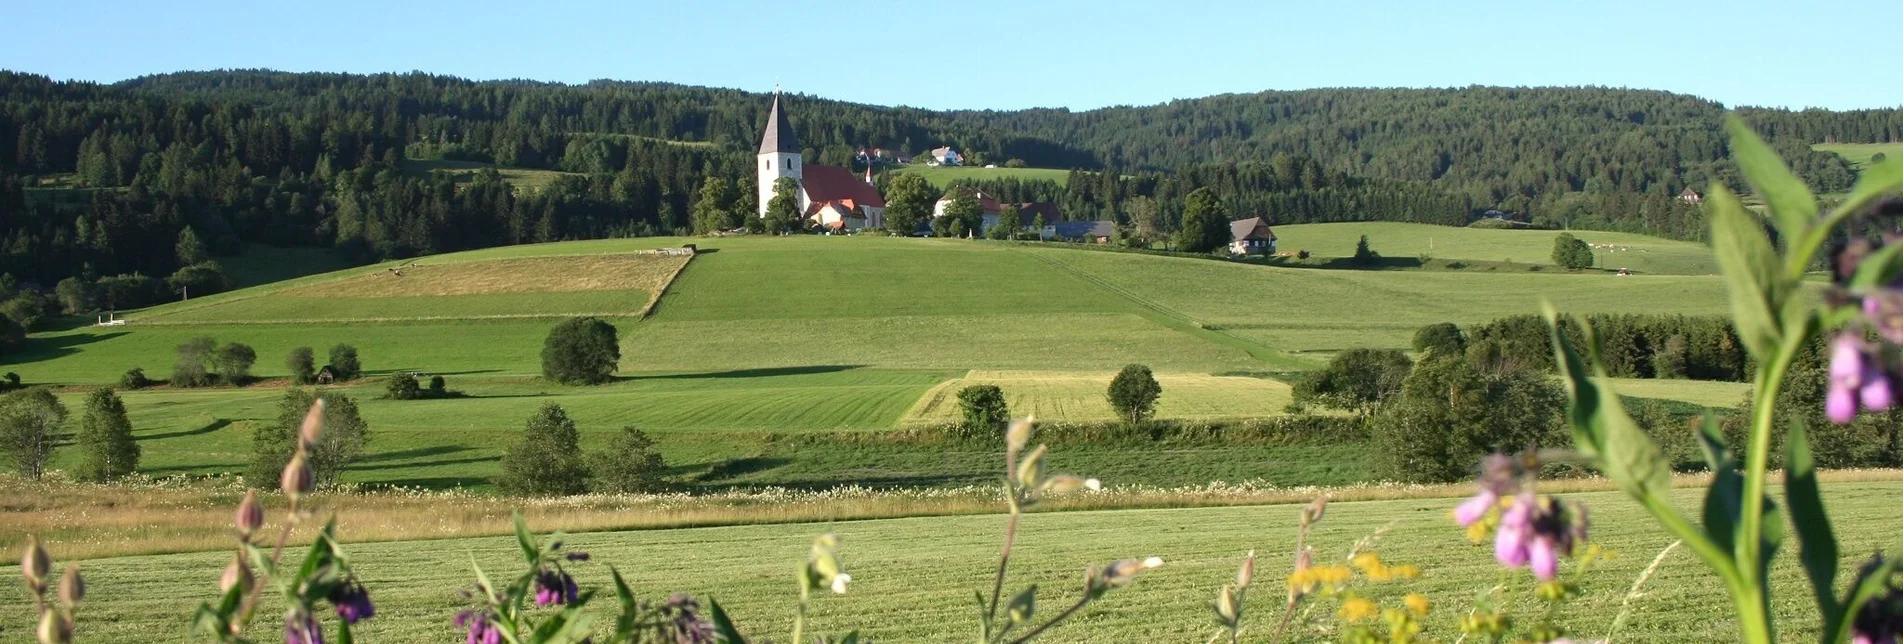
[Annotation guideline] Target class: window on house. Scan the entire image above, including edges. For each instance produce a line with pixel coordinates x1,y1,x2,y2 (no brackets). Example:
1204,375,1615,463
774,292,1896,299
766,159,771,170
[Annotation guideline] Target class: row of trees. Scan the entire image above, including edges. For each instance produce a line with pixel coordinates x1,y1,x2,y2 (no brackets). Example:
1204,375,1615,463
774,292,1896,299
0,387,140,482
1457,314,1747,381
496,404,668,495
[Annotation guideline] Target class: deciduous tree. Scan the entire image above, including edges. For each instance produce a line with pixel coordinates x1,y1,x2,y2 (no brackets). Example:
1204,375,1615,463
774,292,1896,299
499,403,589,496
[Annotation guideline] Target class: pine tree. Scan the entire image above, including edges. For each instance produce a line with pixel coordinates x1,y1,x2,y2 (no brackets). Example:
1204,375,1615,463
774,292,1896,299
75,388,139,482
498,403,589,496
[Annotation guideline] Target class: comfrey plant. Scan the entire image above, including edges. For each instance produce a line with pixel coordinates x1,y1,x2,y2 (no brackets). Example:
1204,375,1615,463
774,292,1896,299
1542,117,1903,643
192,399,377,644
974,417,1161,644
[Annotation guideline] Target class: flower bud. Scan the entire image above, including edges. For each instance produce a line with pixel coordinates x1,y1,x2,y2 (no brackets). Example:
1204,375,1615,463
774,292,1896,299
1039,475,1091,495
1014,444,1047,491
220,555,253,594
280,452,314,497
37,609,71,644
1215,584,1240,623
235,489,264,538
1302,497,1328,525
21,535,50,593
1004,417,1034,455
1236,550,1256,589
298,399,326,449
58,566,84,605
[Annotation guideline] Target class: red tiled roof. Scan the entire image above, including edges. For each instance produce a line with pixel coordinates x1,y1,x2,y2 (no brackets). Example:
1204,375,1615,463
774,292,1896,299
802,165,885,207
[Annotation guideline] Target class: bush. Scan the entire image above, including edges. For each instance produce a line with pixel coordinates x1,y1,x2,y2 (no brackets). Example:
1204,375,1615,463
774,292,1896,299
287,347,316,385
166,261,231,299
1551,233,1594,270
588,426,669,494
429,375,447,395
1296,249,1311,260
1107,364,1163,425
214,342,257,386
1292,349,1413,417
498,403,590,496
384,373,423,400
1466,313,1745,381
327,344,361,381
120,368,153,390
541,317,620,385
74,388,139,482
172,336,217,388
956,385,1009,439
1351,235,1379,265
1411,323,1466,356
248,389,370,489
0,291,49,331
1372,354,1567,482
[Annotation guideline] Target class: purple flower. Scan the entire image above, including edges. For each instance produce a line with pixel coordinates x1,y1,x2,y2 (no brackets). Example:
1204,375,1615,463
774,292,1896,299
455,610,503,644
1494,494,1534,567
564,552,591,562
533,570,578,607
1491,494,1588,580
328,580,375,624
1528,535,1560,580
1454,489,1497,526
1830,335,1869,423
660,593,718,643
285,612,324,644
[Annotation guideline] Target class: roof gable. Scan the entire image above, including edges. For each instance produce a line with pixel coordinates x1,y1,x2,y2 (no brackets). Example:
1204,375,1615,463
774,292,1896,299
802,165,885,207
758,95,799,155
1230,217,1275,241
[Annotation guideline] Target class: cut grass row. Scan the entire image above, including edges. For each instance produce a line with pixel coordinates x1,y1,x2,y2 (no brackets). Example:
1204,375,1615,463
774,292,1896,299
7,479,1901,642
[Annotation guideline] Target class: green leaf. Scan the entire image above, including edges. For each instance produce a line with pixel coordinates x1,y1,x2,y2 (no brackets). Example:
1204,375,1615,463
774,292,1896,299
1708,185,1784,358
1829,154,1903,229
1835,544,1903,644
1851,241,1903,290
337,619,354,644
1006,585,1038,625
1547,308,1673,496
1725,114,1817,239
610,567,636,610
469,553,498,603
513,512,540,566
1784,420,1843,627
708,597,749,644
1696,415,1743,555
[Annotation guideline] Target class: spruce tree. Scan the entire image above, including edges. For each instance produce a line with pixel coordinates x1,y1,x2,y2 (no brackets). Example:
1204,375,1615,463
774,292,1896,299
498,403,589,496
75,388,140,482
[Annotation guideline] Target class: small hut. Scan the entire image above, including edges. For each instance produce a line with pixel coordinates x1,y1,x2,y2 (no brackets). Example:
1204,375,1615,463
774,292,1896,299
314,365,341,385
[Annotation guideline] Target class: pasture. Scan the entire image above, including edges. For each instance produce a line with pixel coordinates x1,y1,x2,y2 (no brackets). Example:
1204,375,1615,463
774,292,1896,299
1271,222,1718,275
1814,141,1903,170
895,164,1074,188
400,158,581,191
6,480,1901,642
903,370,1294,423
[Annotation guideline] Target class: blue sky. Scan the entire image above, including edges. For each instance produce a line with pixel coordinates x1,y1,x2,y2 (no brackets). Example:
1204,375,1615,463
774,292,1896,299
3,0,1894,111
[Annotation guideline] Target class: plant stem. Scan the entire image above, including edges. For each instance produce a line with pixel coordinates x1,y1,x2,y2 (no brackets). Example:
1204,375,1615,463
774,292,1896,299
985,509,1022,629
1006,595,1090,644
792,579,810,644
238,496,300,629
1734,335,1801,644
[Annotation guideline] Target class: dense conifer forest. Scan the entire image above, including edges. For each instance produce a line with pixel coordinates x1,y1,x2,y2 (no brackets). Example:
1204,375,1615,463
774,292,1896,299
1,69,1897,297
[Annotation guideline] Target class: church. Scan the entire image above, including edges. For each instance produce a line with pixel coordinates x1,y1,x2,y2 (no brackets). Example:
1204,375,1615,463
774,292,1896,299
757,92,887,231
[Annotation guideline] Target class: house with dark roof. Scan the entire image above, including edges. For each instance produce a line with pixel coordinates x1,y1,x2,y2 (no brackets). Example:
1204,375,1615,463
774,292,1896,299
1229,216,1277,256
1045,220,1115,244
1678,187,1703,205
755,92,887,231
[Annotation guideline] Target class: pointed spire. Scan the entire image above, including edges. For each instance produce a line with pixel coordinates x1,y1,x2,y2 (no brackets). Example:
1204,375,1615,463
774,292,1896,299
758,92,799,155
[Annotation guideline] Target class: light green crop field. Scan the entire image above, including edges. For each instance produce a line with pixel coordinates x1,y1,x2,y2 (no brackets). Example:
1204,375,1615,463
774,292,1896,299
1272,222,1718,275
400,159,582,191
6,482,1898,642
1598,377,1752,409
903,370,1294,423
1026,246,1728,357
895,164,1073,188
1813,142,1903,170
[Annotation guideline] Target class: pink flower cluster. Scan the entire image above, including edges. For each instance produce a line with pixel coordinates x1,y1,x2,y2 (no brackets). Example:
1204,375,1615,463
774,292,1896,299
1828,334,1895,424
1453,454,1589,580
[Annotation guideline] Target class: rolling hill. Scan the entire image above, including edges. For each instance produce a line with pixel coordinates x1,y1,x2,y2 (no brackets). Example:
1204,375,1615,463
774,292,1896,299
2,226,1731,489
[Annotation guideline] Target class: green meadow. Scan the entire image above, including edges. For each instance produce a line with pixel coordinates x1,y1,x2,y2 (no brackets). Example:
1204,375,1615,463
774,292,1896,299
1271,221,1720,275
1813,141,1903,170
894,164,1075,188
7,481,1900,642
3,227,1736,492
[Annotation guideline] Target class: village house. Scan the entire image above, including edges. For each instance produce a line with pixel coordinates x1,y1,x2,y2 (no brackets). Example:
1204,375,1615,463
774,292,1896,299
927,146,963,167
1678,187,1704,205
757,92,887,231
1046,220,1115,243
1229,216,1277,255
933,189,1004,222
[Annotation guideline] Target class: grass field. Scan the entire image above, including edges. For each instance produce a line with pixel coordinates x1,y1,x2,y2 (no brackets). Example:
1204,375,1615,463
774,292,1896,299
1600,377,1751,409
7,480,1900,642
903,370,1294,423
400,158,581,191
1272,222,1718,275
220,244,360,288
1814,142,1903,170
895,164,1073,188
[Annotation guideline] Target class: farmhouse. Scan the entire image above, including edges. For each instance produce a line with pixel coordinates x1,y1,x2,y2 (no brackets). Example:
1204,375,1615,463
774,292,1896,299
1229,216,1277,255
927,146,963,166
1046,220,1115,243
314,365,342,384
1678,187,1704,204
756,93,887,231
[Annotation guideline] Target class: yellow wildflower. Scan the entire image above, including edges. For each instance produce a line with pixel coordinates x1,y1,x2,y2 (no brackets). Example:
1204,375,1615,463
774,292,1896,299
1338,596,1379,622
1404,593,1432,616
1389,564,1421,580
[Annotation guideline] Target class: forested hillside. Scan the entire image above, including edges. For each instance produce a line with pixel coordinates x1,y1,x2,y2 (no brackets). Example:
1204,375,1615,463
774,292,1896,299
0,70,1896,324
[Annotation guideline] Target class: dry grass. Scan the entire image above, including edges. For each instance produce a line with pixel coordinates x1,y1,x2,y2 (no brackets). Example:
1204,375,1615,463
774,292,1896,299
11,469,1903,562
283,254,692,300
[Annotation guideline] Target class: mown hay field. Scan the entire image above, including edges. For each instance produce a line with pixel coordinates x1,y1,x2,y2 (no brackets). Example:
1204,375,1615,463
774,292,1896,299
904,370,1294,423
1271,222,1719,275
6,481,1900,642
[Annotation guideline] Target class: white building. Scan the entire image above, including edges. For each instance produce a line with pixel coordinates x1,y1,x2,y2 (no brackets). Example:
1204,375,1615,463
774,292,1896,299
927,146,963,167
756,92,886,231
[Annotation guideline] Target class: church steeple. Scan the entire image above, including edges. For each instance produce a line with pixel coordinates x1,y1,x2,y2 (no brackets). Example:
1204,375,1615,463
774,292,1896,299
758,92,799,155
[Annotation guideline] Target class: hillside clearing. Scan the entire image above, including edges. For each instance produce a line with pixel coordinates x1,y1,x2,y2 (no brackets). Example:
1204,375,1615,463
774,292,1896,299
399,158,579,191
1813,141,1903,170
895,164,1073,188
1272,222,1717,275
7,480,1901,642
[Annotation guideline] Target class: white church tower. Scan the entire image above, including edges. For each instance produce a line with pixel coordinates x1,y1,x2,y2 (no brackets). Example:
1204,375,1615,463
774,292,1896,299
757,91,802,217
